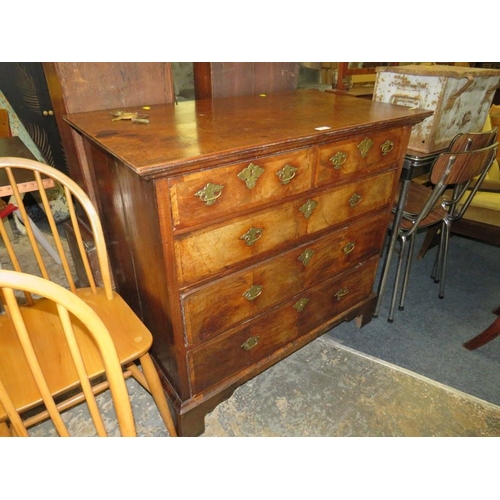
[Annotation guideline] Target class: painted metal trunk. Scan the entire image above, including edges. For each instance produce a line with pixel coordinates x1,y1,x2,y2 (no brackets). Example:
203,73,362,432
374,64,500,153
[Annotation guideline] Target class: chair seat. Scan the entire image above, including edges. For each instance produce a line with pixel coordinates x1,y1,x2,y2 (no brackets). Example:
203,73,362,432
396,182,447,230
0,288,153,418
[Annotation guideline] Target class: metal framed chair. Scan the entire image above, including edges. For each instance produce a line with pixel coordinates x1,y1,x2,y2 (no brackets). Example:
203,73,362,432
0,156,177,436
385,141,498,322
417,127,499,258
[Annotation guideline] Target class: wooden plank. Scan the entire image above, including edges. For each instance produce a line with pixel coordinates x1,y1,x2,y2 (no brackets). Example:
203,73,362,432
0,136,55,196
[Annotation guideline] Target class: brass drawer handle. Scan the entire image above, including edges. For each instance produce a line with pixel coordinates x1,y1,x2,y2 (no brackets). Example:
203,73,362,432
194,182,224,206
241,336,260,351
334,288,349,300
276,164,298,185
357,137,374,158
240,227,264,246
343,242,355,254
349,193,362,208
243,284,262,301
298,248,315,266
381,140,395,156
293,297,309,312
299,199,318,219
329,151,348,169
238,162,264,189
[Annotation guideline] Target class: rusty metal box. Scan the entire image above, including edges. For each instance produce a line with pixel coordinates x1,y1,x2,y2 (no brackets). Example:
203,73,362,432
374,64,500,153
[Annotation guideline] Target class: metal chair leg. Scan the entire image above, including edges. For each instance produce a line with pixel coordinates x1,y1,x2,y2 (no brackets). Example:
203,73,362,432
374,229,395,318
399,232,416,311
431,223,445,283
388,235,407,323
438,220,452,299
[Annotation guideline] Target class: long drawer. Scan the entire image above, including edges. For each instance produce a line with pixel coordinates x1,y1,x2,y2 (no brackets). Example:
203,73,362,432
316,127,406,187
181,212,388,345
187,255,379,395
168,148,314,229
174,169,395,286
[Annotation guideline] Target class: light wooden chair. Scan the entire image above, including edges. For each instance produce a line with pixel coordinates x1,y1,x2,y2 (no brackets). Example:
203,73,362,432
0,156,177,436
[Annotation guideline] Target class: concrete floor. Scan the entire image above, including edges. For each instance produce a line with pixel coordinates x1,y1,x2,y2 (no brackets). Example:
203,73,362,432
202,336,500,437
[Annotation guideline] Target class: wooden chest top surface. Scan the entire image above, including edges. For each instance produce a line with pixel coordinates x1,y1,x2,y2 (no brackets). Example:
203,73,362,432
64,89,432,178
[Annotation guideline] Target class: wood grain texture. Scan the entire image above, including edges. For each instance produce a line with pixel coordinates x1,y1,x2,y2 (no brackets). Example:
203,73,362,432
173,170,395,285
64,90,430,435
65,90,431,177
193,62,299,100
182,212,388,345
188,256,379,395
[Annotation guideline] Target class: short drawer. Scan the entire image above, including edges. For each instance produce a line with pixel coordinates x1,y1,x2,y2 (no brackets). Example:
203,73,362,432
181,212,388,345
187,255,378,395
316,127,406,187
174,169,395,286
167,148,314,229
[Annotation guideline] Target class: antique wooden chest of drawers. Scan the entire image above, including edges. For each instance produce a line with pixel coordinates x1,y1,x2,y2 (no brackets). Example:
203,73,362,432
65,90,430,435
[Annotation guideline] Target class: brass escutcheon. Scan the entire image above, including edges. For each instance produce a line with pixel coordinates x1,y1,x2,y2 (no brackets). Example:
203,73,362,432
276,164,298,185
343,242,355,254
381,140,395,156
241,336,260,351
243,284,263,301
299,199,318,219
293,297,309,312
194,182,224,206
349,193,362,208
329,151,348,169
298,248,315,266
357,137,374,158
334,288,349,300
240,227,264,246
238,162,264,189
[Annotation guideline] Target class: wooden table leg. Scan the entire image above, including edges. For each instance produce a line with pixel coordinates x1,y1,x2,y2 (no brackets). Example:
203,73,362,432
463,305,500,350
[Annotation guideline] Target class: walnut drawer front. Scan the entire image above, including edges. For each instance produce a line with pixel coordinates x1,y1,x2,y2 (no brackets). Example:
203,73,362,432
175,169,394,286
168,148,314,229
181,212,388,345
316,127,405,187
187,255,379,395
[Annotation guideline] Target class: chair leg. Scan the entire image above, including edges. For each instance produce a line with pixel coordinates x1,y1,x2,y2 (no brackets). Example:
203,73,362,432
374,229,394,317
438,220,452,299
463,315,500,350
417,225,440,260
388,235,407,323
139,353,178,437
431,245,439,282
398,233,416,311
431,223,445,283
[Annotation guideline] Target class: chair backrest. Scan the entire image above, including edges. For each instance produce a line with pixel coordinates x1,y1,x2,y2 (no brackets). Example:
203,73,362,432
402,143,498,234
431,142,498,186
0,269,136,436
0,157,113,302
430,142,498,220
448,127,498,153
